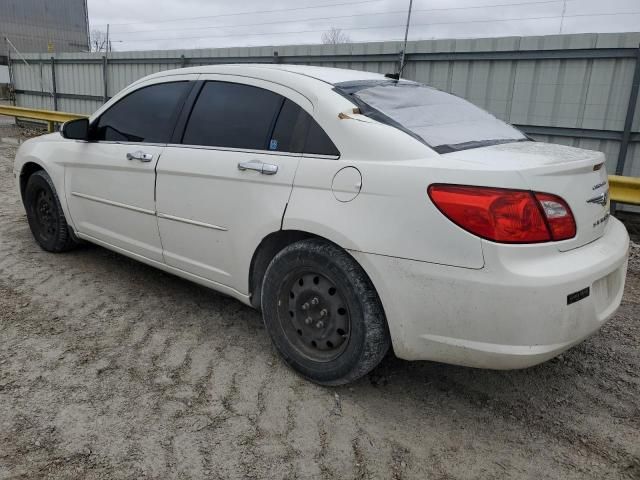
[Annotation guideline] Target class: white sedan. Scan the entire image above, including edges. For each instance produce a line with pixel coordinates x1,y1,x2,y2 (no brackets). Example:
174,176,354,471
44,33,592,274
13,65,629,385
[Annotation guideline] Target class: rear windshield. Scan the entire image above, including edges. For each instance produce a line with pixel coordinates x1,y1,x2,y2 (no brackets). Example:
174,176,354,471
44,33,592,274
335,80,527,153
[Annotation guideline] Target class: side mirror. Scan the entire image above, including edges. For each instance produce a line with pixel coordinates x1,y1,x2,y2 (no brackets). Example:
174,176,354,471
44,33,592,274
61,118,90,141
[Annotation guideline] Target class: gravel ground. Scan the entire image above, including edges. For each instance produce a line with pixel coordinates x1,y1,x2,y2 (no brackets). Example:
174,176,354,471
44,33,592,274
0,131,639,479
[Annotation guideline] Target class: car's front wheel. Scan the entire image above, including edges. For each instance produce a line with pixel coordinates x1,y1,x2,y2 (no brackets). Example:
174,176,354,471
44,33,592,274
261,238,390,385
24,170,79,253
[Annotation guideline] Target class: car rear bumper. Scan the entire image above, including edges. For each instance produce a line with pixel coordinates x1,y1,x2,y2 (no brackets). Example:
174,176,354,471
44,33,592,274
350,217,629,369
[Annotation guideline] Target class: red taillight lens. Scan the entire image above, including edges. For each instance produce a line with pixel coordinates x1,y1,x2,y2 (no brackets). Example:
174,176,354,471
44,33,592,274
428,185,576,244
533,192,576,241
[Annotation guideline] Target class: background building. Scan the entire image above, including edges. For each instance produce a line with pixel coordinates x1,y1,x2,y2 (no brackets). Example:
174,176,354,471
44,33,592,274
0,0,89,59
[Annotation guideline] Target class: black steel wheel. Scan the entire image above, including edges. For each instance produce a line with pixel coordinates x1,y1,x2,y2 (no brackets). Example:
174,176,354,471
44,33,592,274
281,271,351,362
261,238,390,385
33,188,58,243
24,170,78,253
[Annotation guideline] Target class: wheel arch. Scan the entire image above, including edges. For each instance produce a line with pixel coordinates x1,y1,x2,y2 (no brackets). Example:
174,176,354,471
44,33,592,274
19,161,47,204
248,229,386,317
249,229,317,309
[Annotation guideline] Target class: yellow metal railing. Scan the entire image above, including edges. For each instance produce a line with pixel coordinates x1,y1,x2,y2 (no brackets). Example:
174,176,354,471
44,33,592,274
609,175,640,206
1,104,639,206
0,105,87,133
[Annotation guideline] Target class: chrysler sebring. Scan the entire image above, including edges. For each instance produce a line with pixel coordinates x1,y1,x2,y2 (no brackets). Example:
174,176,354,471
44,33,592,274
13,65,629,384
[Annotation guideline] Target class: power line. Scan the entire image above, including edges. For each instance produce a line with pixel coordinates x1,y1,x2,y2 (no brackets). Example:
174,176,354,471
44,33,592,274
92,0,386,29
111,0,564,36
113,11,640,44
97,0,587,30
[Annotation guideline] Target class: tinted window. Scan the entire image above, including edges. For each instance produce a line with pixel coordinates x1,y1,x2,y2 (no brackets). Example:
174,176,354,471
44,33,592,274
270,99,307,153
94,82,189,143
270,99,339,156
183,82,283,150
303,117,340,157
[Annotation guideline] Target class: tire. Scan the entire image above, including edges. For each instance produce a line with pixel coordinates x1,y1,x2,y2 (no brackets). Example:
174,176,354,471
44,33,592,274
261,238,390,385
24,170,79,253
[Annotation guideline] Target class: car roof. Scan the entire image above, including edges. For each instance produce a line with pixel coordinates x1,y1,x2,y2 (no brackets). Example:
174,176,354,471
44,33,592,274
259,64,386,84
144,63,387,86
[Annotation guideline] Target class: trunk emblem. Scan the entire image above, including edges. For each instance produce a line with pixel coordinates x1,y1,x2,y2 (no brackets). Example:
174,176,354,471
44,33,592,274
587,191,608,207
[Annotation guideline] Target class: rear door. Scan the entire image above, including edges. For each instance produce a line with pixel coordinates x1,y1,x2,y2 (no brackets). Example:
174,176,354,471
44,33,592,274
64,79,194,261
156,77,312,293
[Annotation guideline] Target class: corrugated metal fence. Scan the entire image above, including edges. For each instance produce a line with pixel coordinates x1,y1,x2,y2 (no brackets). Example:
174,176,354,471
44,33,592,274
7,32,640,179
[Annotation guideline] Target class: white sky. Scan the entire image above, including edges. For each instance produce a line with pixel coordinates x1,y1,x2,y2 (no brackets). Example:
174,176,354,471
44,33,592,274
87,0,640,51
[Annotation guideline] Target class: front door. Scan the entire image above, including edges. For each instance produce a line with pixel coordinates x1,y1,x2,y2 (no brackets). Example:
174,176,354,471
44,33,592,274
156,78,312,293
64,79,194,262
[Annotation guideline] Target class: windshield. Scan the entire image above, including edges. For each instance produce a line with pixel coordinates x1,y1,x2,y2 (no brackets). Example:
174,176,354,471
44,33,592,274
335,80,527,153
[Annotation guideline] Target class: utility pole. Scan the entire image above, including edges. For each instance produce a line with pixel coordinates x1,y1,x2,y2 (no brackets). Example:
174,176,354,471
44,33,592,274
398,0,413,81
106,24,110,53
559,0,567,34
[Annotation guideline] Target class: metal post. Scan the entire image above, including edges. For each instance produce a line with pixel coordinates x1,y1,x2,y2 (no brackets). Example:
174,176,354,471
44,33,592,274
6,38,15,106
398,0,414,80
50,57,58,111
102,55,108,103
611,43,640,214
615,43,640,177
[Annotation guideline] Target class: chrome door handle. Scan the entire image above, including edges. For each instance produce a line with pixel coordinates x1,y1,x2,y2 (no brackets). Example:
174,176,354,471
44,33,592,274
126,151,153,162
238,160,278,175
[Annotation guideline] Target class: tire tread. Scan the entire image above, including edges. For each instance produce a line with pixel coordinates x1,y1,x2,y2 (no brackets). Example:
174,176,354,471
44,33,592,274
261,238,390,385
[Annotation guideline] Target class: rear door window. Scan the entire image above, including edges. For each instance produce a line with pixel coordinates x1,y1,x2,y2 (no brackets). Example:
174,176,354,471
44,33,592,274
93,81,190,143
270,99,340,157
269,99,307,153
303,116,340,157
182,81,283,150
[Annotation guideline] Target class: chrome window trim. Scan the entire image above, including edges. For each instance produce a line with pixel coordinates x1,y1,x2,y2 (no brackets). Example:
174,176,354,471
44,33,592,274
302,153,341,160
71,192,156,216
164,143,339,160
85,141,167,148
164,143,302,158
157,213,228,232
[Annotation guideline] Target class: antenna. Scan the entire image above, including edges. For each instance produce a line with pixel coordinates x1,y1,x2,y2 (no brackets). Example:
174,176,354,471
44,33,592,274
398,0,414,81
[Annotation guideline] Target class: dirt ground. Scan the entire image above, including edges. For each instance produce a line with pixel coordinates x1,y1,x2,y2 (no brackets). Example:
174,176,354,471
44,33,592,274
0,129,639,480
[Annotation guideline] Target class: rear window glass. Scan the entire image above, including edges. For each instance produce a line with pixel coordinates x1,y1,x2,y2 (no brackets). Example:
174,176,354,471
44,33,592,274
337,80,526,153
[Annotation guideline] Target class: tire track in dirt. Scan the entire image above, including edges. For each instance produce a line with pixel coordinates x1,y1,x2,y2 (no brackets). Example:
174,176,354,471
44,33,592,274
1,139,640,479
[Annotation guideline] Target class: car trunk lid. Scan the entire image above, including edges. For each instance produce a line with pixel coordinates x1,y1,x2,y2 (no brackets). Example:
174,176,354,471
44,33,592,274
445,141,610,251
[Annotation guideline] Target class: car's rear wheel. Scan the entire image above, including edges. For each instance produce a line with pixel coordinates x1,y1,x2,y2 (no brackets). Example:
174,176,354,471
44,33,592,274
24,170,78,253
261,238,390,385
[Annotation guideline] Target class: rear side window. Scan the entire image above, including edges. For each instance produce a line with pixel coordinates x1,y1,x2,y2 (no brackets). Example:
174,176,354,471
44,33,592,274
182,82,283,150
303,117,340,157
270,99,340,157
93,82,190,143
270,99,307,153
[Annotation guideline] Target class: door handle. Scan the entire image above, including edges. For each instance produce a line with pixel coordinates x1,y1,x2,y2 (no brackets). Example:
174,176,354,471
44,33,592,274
126,151,153,162
238,160,278,175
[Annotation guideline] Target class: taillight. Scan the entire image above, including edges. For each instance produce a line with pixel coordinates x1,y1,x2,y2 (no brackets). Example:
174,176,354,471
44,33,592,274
428,185,576,244
533,192,576,241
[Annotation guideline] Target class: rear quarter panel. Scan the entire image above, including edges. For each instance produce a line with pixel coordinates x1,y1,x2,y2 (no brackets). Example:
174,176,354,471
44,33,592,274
283,154,511,269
